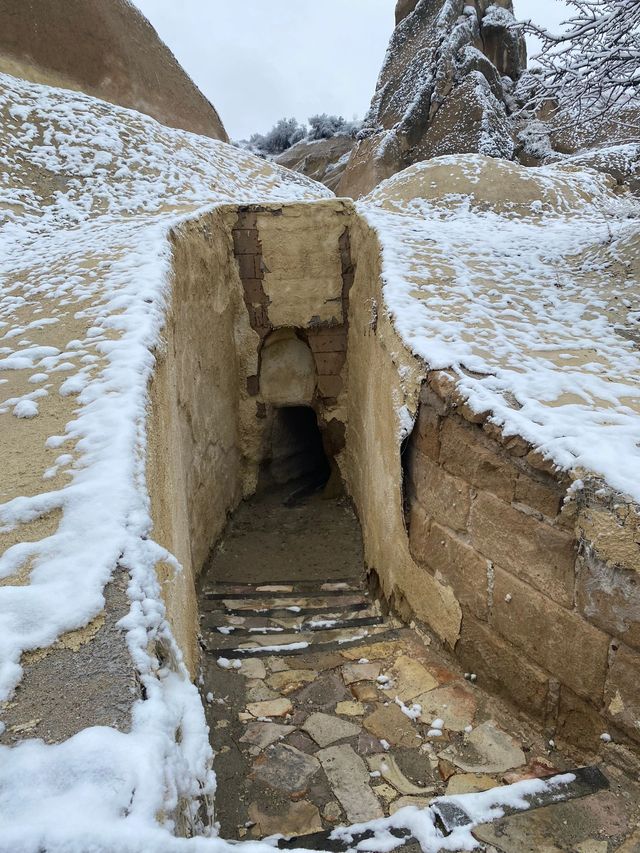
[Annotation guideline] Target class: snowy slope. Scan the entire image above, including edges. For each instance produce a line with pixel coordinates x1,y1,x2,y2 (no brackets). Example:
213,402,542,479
362,154,640,501
0,71,330,852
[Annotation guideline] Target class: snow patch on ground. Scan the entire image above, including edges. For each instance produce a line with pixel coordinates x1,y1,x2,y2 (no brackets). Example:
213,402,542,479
362,155,640,502
0,70,329,851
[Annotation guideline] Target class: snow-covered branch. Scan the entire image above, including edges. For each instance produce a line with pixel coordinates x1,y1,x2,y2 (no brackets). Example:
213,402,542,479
521,0,640,128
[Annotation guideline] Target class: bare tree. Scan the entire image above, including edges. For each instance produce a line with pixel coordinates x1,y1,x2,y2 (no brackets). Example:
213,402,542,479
521,0,640,128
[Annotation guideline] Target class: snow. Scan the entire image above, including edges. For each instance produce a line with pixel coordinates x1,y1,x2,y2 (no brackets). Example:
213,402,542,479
0,70,329,852
331,772,577,853
363,154,640,503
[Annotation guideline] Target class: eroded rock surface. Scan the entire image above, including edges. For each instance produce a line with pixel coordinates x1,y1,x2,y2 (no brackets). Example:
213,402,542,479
339,0,526,197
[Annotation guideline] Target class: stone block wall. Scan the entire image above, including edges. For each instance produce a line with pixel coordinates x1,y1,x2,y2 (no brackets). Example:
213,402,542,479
231,202,354,481
404,372,640,750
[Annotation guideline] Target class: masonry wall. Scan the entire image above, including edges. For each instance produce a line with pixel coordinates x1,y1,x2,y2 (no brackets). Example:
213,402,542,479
147,210,253,673
404,372,640,750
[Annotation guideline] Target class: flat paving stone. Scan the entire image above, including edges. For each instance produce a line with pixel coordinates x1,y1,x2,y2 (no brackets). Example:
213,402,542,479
473,792,629,852
439,721,525,774
246,698,293,719
416,682,477,732
248,800,322,838
240,659,267,679
368,754,433,795
389,795,432,814
246,682,281,702
239,721,294,750
318,744,384,823
382,655,439,703
446,772,500,794
363,703,422,749
294,673,351,710
267,669,317,694
335,700,365,716
302,712,361,747
342,662,382,685
252,743,320,793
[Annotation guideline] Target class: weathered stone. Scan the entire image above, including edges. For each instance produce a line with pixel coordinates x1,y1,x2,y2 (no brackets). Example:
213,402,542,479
252,743,320,792
415,74,514,163
368,754,429,795
267,669,317,694
514,472,563,518
389,796,432,814
439,721,525,774
246,698,292,719
318,745,384,822
351,681,380,702
240,659,267,680
473,791,629,852
501,757,558,785
266,656,289,673
248,800,323,838
342,662,382,685
578,506,640,572
363,704,421,748
302,712,360,747
410,451,471,533
358,730,385,755
294,673,351,710
555,687,608,750
491,568,610,701
382,655,439,703
413,404,441,461
373,783,398,803
439,418,517,501
239,722,294,750
576,547,640,651
322,801,343,823
456,615,550,718
246,682,280,703
604,643,640,743
446,773,499,794
284,731,319,755
336,701,365,716
416,682,477,732
420,523,490,620
274,135,356,193
470,491,576,606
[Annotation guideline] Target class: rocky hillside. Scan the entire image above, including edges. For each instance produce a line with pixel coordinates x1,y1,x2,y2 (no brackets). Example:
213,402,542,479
275,135,356,193
0,0,228,140
340,0,526,197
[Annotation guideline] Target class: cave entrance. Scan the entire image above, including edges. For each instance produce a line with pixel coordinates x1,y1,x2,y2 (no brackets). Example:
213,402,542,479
262,405,331,494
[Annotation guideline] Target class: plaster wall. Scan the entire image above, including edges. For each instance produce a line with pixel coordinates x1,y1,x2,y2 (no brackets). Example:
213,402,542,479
147,211,254,673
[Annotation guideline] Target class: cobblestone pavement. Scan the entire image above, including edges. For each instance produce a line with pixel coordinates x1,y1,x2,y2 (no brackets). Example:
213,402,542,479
199,490,640,851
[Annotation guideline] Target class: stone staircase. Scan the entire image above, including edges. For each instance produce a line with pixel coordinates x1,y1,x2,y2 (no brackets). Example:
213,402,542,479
200,578,400,659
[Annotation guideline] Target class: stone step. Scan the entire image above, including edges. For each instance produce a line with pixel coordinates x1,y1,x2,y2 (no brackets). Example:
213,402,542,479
204,627,400,658
203,614,384,637
202,586,363,601
201,599,373,618
204,623,390,652
202,579,362,595
202,593,369,611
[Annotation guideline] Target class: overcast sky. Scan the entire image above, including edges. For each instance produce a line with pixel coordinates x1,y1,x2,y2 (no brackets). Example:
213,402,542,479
132,0,570,140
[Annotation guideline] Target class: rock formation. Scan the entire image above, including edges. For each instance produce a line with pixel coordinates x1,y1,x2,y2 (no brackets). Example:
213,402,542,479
0,0,228,140
339,0,526,198
275,134,356,193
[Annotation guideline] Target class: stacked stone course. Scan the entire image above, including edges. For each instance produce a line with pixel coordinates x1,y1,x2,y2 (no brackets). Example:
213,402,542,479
405,371,640,749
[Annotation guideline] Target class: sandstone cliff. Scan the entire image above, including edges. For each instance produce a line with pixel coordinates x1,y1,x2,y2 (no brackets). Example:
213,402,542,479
339,0,526,198
0,0,228,140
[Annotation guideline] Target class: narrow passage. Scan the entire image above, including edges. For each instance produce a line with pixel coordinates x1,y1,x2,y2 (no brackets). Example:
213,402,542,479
198,423,637,849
